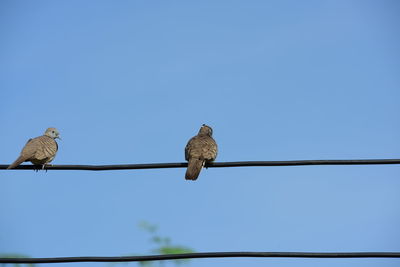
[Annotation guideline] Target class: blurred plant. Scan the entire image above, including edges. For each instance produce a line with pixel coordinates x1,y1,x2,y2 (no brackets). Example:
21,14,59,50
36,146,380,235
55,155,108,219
1,222,193,267
0,253,34,267
112,221,195,267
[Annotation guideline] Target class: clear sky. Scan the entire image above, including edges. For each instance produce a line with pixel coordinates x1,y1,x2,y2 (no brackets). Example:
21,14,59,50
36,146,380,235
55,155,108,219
1,1,399,267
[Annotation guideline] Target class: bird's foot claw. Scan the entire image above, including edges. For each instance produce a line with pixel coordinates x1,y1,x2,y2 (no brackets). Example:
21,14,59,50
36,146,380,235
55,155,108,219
33,165,41,172
33,164,51,172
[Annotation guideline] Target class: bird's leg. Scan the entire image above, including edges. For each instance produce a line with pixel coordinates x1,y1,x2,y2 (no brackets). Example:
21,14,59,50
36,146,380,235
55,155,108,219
44,163,53,172
42,163,49,172
204,160,208,169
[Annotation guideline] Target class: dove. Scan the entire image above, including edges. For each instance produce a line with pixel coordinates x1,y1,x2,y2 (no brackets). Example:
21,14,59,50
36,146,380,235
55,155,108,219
185,124,218,180
7,127,60,170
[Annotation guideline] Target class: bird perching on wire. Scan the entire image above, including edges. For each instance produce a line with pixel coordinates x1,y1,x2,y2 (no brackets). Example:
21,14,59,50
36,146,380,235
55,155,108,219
184,124,218,180
7,127,61,171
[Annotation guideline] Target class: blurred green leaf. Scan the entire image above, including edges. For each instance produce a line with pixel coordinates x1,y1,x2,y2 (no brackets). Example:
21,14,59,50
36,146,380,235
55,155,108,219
155,246,195,265
156,246,194,255
138,221,158,233
151,236,162,244
113,221,195,266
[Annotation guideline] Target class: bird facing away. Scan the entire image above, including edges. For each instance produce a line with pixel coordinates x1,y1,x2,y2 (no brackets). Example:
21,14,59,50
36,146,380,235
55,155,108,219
7,127,60,170
185,124,218,180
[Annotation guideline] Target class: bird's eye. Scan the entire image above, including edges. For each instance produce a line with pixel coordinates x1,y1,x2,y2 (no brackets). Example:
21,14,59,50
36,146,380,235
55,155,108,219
52,131,55,133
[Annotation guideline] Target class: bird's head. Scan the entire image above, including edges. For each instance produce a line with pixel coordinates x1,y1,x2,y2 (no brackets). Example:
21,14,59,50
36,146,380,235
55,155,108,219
198,124,213,136
44,127,61,140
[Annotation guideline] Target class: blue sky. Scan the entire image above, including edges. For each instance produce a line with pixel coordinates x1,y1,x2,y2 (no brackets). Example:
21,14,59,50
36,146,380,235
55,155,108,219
1,1,399,267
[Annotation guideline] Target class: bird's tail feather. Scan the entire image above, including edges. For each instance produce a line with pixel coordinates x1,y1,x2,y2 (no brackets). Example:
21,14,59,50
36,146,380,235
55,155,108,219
7,156,26,169
185,158,204,180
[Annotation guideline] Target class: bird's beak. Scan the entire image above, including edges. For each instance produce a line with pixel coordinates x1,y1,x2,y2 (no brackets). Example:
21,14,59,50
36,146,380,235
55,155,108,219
56,136,62,140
